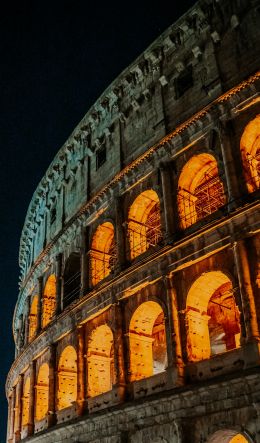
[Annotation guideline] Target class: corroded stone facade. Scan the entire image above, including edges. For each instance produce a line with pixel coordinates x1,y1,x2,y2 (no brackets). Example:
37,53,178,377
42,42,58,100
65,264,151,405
6,0,260,442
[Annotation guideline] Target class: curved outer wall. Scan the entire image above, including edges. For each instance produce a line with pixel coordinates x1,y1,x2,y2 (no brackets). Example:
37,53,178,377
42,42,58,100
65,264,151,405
6,0,260,443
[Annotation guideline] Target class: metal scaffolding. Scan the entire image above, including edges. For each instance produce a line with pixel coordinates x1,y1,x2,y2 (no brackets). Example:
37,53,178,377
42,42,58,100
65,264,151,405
179,169,226,228
128,202,162,258
89,240,117,286
245,150,260,190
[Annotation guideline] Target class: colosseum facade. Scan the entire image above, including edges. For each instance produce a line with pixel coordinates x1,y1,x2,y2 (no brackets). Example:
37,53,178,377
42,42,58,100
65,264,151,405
6,0,260,442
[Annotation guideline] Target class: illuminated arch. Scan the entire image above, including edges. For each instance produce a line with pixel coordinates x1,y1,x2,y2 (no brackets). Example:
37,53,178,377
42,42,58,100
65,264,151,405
35,363,49,421
207,430,251,443
177,153,226,229
90,222,116,286
57,346,77,410
87,324,114,397
42,274,56,328
128,189,162,259
28,296,38,342
129,301,167,381
186,271,241,362
240,115,260,192
21,377,30,427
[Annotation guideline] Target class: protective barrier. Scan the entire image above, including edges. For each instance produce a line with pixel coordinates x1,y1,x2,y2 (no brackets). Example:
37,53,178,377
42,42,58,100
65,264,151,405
89,222,116,286
178,154,226,229
240,115,260,192
128,190,162,259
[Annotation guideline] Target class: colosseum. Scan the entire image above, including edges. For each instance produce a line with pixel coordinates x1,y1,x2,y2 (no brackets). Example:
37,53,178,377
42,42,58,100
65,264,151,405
6,0,260,442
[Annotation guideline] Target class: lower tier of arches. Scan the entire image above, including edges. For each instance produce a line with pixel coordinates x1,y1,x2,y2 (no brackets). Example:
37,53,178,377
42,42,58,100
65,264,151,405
7,371,260,443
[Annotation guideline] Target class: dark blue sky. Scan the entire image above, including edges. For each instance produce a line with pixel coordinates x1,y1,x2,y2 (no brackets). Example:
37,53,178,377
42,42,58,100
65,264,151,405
0,0,196,439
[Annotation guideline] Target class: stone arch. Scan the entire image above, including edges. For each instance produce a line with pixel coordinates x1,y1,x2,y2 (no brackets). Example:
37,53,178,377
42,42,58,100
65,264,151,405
87,324,114,397
21,376,30,427
42,274,56,328
128,189,162,259
177,153,226,229
63,253,81,308
35,363,49,421
28,296,38,342
90,222,116,286
240,115,260,192
207,429,252,443
129,301,167,381
186,271,241,361
57,345,77,410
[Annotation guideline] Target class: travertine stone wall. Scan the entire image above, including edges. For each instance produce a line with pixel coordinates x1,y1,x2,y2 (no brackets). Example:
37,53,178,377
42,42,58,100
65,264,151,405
6,0,260,442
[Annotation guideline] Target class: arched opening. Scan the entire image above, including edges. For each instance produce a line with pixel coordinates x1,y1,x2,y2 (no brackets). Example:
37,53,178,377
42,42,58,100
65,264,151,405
29,296,38,342
35,363,49,421
178,153,226,229
240,115,260,192
87,324,114,397
186,271,241,362
129,301,167,381
42,274,56,328
207,429,251,443
89,222,116,286
63,253,81,308
21,377,30,427
128,190,162,259
57,345,77,410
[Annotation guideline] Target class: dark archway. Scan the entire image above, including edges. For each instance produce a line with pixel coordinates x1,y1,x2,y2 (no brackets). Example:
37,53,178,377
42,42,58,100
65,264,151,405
63,253,81,308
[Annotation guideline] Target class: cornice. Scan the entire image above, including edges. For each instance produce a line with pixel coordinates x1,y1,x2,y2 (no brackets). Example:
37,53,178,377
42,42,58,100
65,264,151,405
18,0,216,277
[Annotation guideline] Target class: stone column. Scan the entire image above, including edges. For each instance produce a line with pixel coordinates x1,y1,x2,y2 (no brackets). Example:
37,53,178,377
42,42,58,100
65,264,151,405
80,228,88,297
36,276,43,334
219,120,242,209
48,344,57,427
115,196,127,271
77,325,86,415
160,163,176,242
25,297,31,346
165,276,184,381
233,239,260,341
55,253,63,315
27,361,36,436
7,391,14,443
8,387,16,443
14,374,24,442
112,304,126,391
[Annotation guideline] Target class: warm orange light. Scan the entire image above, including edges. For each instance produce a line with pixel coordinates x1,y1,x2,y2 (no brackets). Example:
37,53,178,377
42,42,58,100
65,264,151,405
186,271,241,361
129,301,167,381
21,377,30,427
128,190,162,259
35,363,49,421
178,154,226,229
90,222,116,286
57,346,77,410
42,274,56,328
229,435,248,443
29,296,38,342
87,324,114,397
240,115,260,192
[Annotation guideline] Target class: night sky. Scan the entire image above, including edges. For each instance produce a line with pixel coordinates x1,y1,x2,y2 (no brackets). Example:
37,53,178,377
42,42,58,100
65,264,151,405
0,0,196,439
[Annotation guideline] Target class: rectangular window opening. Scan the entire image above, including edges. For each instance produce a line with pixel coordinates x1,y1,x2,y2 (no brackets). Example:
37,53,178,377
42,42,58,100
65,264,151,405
96,145,107,170
50,207,56,225
175,65,193,99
